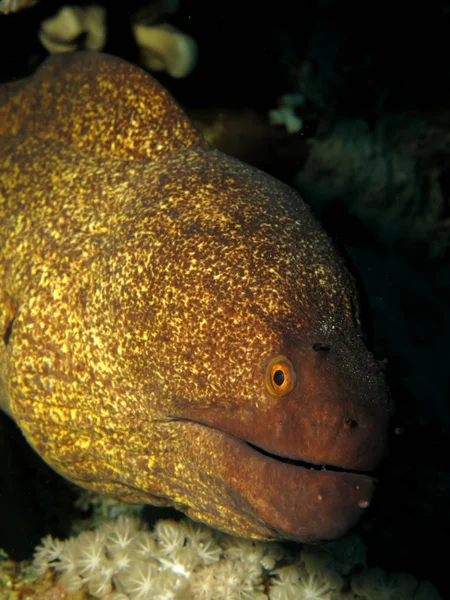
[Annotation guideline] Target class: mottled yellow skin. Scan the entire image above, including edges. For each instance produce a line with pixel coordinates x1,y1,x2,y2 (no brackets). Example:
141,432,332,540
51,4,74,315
0,52,393,542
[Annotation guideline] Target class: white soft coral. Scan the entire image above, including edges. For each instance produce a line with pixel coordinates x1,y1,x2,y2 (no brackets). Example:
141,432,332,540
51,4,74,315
32,516,441,600
270,569,332,600
351,567,419,599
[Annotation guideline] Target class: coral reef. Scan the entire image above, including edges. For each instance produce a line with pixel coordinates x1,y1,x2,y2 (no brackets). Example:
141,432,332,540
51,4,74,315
268,94,305,134
0,0,37,14
23,515,442,600
294,114,450,256
37,2,197,78
133,22,197,78
39,5,106,54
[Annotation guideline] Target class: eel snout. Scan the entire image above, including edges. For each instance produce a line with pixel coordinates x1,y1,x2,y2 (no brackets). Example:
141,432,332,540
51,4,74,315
171,419,377,542
223,433,378,542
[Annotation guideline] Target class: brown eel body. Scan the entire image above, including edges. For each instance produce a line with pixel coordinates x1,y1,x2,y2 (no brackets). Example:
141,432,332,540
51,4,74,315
0,52,393,542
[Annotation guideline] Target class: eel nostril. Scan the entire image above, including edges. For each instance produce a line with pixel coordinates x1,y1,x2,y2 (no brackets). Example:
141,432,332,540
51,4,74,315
344,417,358,429
312,342,330,352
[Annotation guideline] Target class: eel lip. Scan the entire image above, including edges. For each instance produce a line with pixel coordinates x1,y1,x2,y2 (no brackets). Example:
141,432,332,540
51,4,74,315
169,417,378,542
229,435,378,542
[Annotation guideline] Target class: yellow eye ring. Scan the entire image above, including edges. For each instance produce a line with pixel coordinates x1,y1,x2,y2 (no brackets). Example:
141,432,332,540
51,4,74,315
265,355,296,397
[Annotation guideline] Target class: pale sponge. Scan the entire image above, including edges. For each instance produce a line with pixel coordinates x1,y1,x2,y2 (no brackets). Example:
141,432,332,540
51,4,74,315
37,4,197,78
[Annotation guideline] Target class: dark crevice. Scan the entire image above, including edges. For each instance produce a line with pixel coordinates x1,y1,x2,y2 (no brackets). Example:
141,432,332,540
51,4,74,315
3,317,14,345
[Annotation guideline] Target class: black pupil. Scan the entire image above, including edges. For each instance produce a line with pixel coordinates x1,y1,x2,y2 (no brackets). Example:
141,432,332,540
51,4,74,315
273,369,285,386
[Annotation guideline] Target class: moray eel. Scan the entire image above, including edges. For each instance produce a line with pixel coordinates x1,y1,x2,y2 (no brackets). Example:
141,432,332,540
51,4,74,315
0,52,393,543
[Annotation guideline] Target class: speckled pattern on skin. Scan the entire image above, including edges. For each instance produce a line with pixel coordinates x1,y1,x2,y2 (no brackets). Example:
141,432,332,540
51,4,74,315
0,52,393,542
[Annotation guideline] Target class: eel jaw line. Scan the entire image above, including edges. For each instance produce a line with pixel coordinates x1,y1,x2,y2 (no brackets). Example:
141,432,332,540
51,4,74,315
169,415,377,480
166,416,377,540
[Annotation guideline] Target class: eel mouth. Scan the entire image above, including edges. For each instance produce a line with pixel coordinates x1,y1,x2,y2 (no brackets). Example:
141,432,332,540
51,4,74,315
167,416,378,541
169,415,376,479
246,441,377,478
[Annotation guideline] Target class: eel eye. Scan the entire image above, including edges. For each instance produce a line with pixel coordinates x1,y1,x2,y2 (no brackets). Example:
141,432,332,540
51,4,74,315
265,355,296,397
